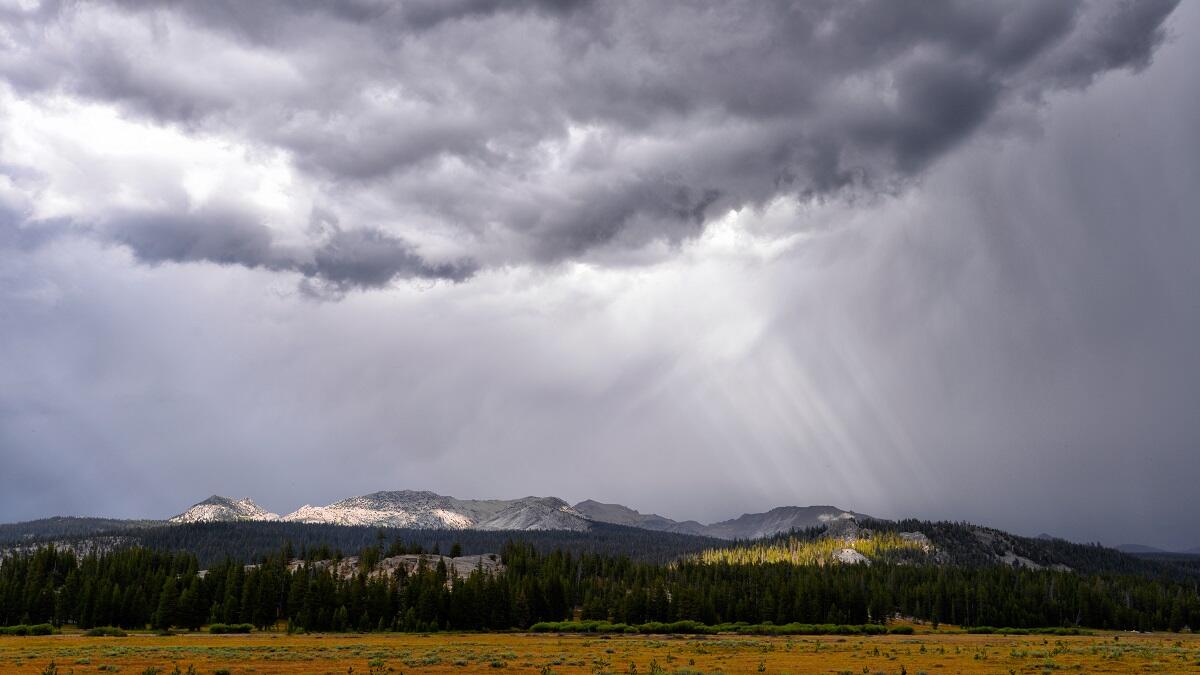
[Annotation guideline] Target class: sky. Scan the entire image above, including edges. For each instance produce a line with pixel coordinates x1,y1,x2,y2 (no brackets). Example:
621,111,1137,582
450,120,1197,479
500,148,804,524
0,0,1197,549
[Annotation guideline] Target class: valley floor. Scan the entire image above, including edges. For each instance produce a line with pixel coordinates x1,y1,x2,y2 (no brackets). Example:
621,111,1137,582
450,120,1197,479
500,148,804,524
2,630,1199,674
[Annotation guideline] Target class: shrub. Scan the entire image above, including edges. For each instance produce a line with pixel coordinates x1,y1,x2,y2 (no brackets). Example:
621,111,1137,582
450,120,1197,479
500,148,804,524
208,623,253,634
964,626,1089,636
85,626,129,637
530,620,901,636
0,624,53,636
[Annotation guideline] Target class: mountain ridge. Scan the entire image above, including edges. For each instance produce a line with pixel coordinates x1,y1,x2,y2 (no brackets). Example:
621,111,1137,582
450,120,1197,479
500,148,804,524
573,500,870,540
5,503,1199,581
160,491,871,540
275,490,592,532
572,500,708,535
1117,543,1171,554
9,491,1197,552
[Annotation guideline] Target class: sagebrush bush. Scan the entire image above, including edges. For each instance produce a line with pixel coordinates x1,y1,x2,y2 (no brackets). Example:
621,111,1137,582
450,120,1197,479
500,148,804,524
208,623,253,634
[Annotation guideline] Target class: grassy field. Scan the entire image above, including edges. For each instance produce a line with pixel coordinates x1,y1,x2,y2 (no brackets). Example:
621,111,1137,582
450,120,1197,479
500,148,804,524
2,630,1199,674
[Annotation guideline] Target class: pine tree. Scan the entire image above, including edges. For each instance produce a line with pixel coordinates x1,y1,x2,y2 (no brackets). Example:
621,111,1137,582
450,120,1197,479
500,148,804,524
152,577,179,629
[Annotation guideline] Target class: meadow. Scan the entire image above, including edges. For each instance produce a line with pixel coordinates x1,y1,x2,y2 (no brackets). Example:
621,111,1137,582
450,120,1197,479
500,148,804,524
2,629,1199,674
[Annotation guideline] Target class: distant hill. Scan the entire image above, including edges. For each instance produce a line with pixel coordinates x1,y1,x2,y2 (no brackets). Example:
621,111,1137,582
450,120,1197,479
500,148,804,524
697,517,1200,580
1116,543,1170,554
1117,544,1200,556
0,516,163,543
574,500,869,540
701,505,870,540
171,496,279,523
572,500,707,535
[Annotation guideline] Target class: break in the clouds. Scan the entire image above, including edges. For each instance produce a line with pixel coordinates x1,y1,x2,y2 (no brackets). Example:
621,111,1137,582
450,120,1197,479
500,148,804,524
1,1,1198,549
0,0,1179,288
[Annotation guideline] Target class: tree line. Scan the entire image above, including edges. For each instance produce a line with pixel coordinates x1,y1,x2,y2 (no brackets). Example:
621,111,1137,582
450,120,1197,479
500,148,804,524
2,521,721,568
2,541,1197,632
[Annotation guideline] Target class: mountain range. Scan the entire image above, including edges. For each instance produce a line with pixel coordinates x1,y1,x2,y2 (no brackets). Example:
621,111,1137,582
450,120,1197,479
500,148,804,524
280,492,589,531
5,490,1195,557
166,490,864,541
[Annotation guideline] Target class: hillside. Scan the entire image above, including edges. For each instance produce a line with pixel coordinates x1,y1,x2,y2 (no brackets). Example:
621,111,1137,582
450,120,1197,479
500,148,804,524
701,505,869,540
697,517,1199,581
572,500,707,535
697,519,933,566
0,516,164,544
573,500,870,540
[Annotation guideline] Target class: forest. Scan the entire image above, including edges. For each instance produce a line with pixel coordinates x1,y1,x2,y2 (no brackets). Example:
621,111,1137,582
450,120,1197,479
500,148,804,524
2,539,1198,634
697,520,1200,580
0,520,721,567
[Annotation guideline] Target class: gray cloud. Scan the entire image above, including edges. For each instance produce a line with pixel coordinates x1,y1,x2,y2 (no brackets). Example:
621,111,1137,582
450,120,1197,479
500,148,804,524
94,206,474,290
305,226,477,291
0,0,1197,552
0,0,1180,273
105,207,278,269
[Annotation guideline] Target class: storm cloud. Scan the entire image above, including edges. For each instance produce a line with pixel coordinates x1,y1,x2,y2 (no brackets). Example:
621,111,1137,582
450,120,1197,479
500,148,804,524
0,0,1180,281
0,1,1197,549
100,206,475,291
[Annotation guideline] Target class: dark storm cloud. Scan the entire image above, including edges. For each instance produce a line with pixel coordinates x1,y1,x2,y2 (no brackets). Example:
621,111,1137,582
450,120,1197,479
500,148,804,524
305,226,477,290
0,0,1180,274
97,207,474,289
0,0,1197,553
105,207,278,269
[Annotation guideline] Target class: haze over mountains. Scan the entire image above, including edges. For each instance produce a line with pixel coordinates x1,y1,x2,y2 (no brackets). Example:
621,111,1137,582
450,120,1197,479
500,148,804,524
165,490,863,541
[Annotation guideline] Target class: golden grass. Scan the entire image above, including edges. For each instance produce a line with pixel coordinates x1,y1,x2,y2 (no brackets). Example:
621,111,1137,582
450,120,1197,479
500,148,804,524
696,533,927,566
2,629,1198,674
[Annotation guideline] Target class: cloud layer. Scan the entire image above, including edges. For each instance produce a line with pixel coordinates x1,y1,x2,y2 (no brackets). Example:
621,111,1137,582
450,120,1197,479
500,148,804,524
0,0,1179,288
1,1,1197,549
